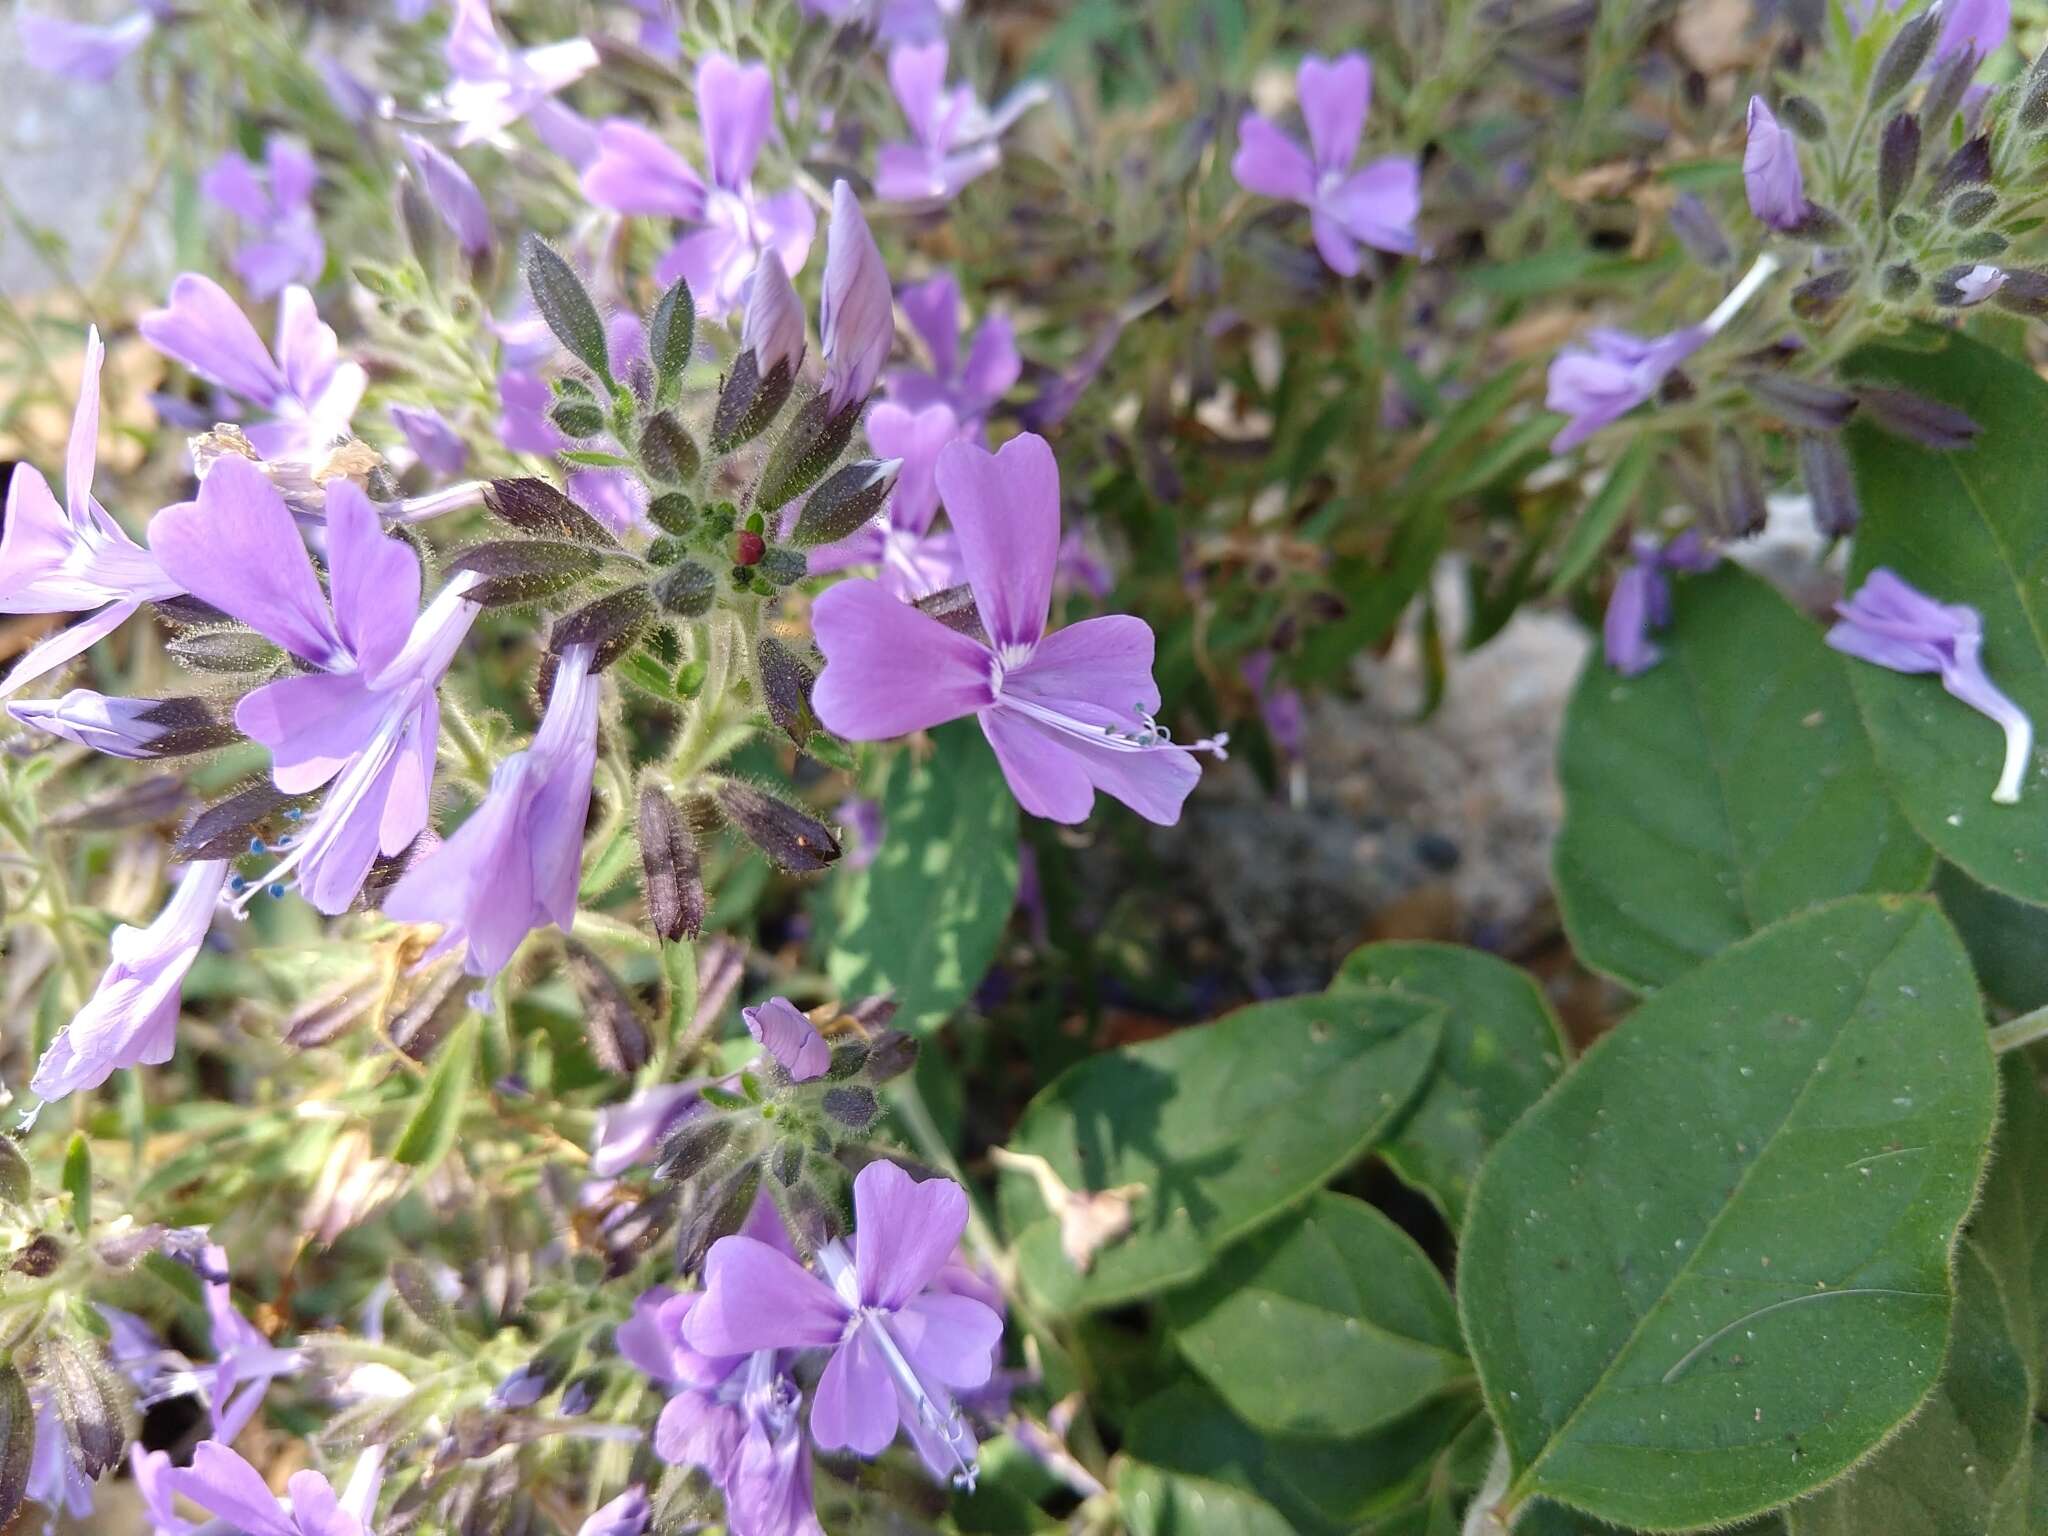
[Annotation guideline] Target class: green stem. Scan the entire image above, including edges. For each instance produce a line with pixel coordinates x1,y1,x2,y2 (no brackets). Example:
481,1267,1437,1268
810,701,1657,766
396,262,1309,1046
1990,1008,2048,1054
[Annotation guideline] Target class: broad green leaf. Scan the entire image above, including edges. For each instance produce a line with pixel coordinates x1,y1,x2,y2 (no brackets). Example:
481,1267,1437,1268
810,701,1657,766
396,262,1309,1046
821,719,1018,1034
1165,1192,1467,1438
392,1017,477,1171
1330,943,1568,1222
1460,897,1996,1531
1118,1459,1295,1536
1555,567,1930,989
998,992,1440,1317
1934,861,2048,1014
1126,1378,1479,1535
1841,332,2048,904
1785,1244,2033,1535
1971,1054,2048,1386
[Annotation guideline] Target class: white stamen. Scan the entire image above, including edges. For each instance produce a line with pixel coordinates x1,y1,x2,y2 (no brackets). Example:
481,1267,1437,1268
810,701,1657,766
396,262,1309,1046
1703,252,1781,336
1994,708,2032,805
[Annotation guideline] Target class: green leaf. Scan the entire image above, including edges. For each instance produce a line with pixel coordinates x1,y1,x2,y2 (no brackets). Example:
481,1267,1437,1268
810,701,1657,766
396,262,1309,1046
1934,862,2048,1013
1971,1054,2048,1387
1329,942,1568,1223
1841,331,2048,903
62,1132,90,1235
1459,897,1997,1531
1547,437,1653,595
523,235,614,385
1165,1192,1467,1438
392,1016,478,1170
997,991,1440,1317
648,276,695,401
1118,1459,1296,1536
1784,1243,2034,1535
1125,1378,1479,1535
1555,566,1931,989
820,720,1018,1034
0,1365,31,1532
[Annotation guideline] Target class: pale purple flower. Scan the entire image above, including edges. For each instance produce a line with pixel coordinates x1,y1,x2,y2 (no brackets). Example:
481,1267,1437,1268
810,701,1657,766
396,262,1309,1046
569,469,651,537
1743,97,1809,232
1547,253,1779,453
382,644,600,979
744,251,807,378
884,271,1019,432
1231,53,1420,275
396,0,438,19
580,55,816,316
1828,568,2034,804
26,1391,93,1522
1860,0,2010,60
875,42,1045,203
1955,263,2007,304
1240,652,1305,760
131,1446,191,1536
401,134,494,259
30,858,229,1101
531,99,602,169
802,0,961,42
140,277,366,465
19,8,156,82
439,0,598,146
9,690,198,759
0,328,180,697
806,401,966,599
316,56,387,124
201,1243,307,1439
390,404,469,476
202,136,325,299
150,463,482,915
1602,530,1718,677
837,796,885,870
579,1487,651,1536
623,0,678,58
744,997,831,1081
590,1082,702,1175
497,365,562,456
821,182,894,417
170,1439,385,1536
814,434,1225,825
686,1160,1002,1486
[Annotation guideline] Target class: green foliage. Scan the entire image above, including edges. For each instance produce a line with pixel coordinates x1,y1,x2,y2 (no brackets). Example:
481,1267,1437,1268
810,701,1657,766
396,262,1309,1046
391,1017,478,1172
1460,898,1996,1531
1555,567,1931,989
997,991,1439,1317
1842,332,2048,903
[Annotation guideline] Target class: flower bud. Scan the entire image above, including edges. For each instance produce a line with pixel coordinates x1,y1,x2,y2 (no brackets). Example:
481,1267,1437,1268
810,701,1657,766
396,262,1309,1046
636,786,704,942
1920,46,1978,138
176,779,303,862
647,492,694,536
757,635,817,744
638,412,700,486
654,1117,731,1184
1777,95,1827,139
483,477,621,547
820,182,893,417
1991,267,2048,316
1880,261,1923,301
789,458,901,546
1867,7,1938,110
446,539,605,607
755,393,862,516
675,1161,760,1275
1798,431,1860,538
166,626,284,674
1931,135,1992,200
1947,187,1997,228
714,781,841,872
39,1333,130,1479
1856,386,1979,449
566,941,651,1074
1877,113,1919,218
549,398,606,438
651,560,716,617
559,1373,602,1417
758,547,807,587
549,586,654,672
1789,267,1854,320
1709,429,1767,540
1744,373,1858,430
822,1086,879,1131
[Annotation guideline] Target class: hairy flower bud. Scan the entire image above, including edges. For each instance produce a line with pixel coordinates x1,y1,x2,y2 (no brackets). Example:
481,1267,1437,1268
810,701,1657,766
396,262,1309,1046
1744,373,1858,430
1789,267,1854,320
1920,46,1978,138
758,635,817,744
483,477,621,547
1991,267,2048,316
638,412,700,486
714,781,841,872
1867,7,1938,110
549,585,654,671
646,492,694,536
636,786,704,942
1855,386,1979,449
1709,429,1767,540
447,539,604,607
789,458,902,546
1947,187,1997,228
1797,431,1860,538
651,560,716,617
566,941,651,1074
755,393,863,515
1777,95,1827,139
549,397,606,438
1877,113,1920,218
647,276,695,404
1880,261,1923,301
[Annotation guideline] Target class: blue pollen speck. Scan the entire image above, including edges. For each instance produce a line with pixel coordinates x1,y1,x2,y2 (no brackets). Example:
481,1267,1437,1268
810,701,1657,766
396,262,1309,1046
229,876,248,894
249,837,267,854
267,882,286,898
285,808,303,821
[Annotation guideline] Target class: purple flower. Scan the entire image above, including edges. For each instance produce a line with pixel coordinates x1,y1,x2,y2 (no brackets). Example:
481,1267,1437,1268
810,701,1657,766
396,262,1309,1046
1956,263,2007,304
19,8,156,83
439,0,598,146
623,0,679,58
203,136,325,299
1828,568,2034,804
26,1390,93,1522
0,327,180,697
29,858,228,1102
140,276,366,464
801,0,961,42
201,1243,307,1439
1240,651,1305,760
150,462,482,915
590,1082,702,1175
806,401,966,599
884,271,1019,433
744,998,832,1081
170,1439,385,1536
813,433,1226,825
579,1487,651,1536
382,644,600,980
821,182,894,417
1231,53,1420,275
1937,0,2010,58
686,1160,1002,1486
9,690,194,759
1743,98,1809,232
875,41,1044,203
744,251,807,379
836,795,886,869
131,1446,191,1536
390,404,469,476
1601,530,1718,677
581,55,816,316
402,134,494,259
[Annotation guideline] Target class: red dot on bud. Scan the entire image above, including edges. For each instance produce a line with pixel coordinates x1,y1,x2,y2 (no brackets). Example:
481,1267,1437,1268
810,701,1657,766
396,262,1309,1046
735,531,766,566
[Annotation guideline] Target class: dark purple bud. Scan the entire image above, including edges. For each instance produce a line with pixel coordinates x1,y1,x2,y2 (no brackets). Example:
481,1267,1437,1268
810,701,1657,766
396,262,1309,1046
1790,268,1854,320
638,412,700,487
865,1029,920,1083
714,781,841,873
1787,202,1848,243
447,540,605,607
651,560,715,618
559,1373,602,1417
165,625,285,673
675,1161,760,1274
822,1086,879,1131
637,787,704,942
757,635,817,745
654,1116,732,1184
0,1366,32,1533
483,478,621,548
1856,386,1979,449
1744,373,1858,430
46,775,188,833
488,1363,552,1412
1868,7,1938,108
1668,193,1731,268
175,779,303,861
789,458,901,547
523,235,614,386
1798,432,1860,537
757,546,807,588
1709,430,1767,540
1880,261,1923,301
1931,135,1993,200
1877,114,1919,217
565,942,651,1074
826,1040,870,1079
549,586,654,672
284,969,389,1048
1922,48,1977,138
755,392,862,515
1992,268,2048,316
711,350,796,454
40,1333,129,1478
389,962,469,1061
